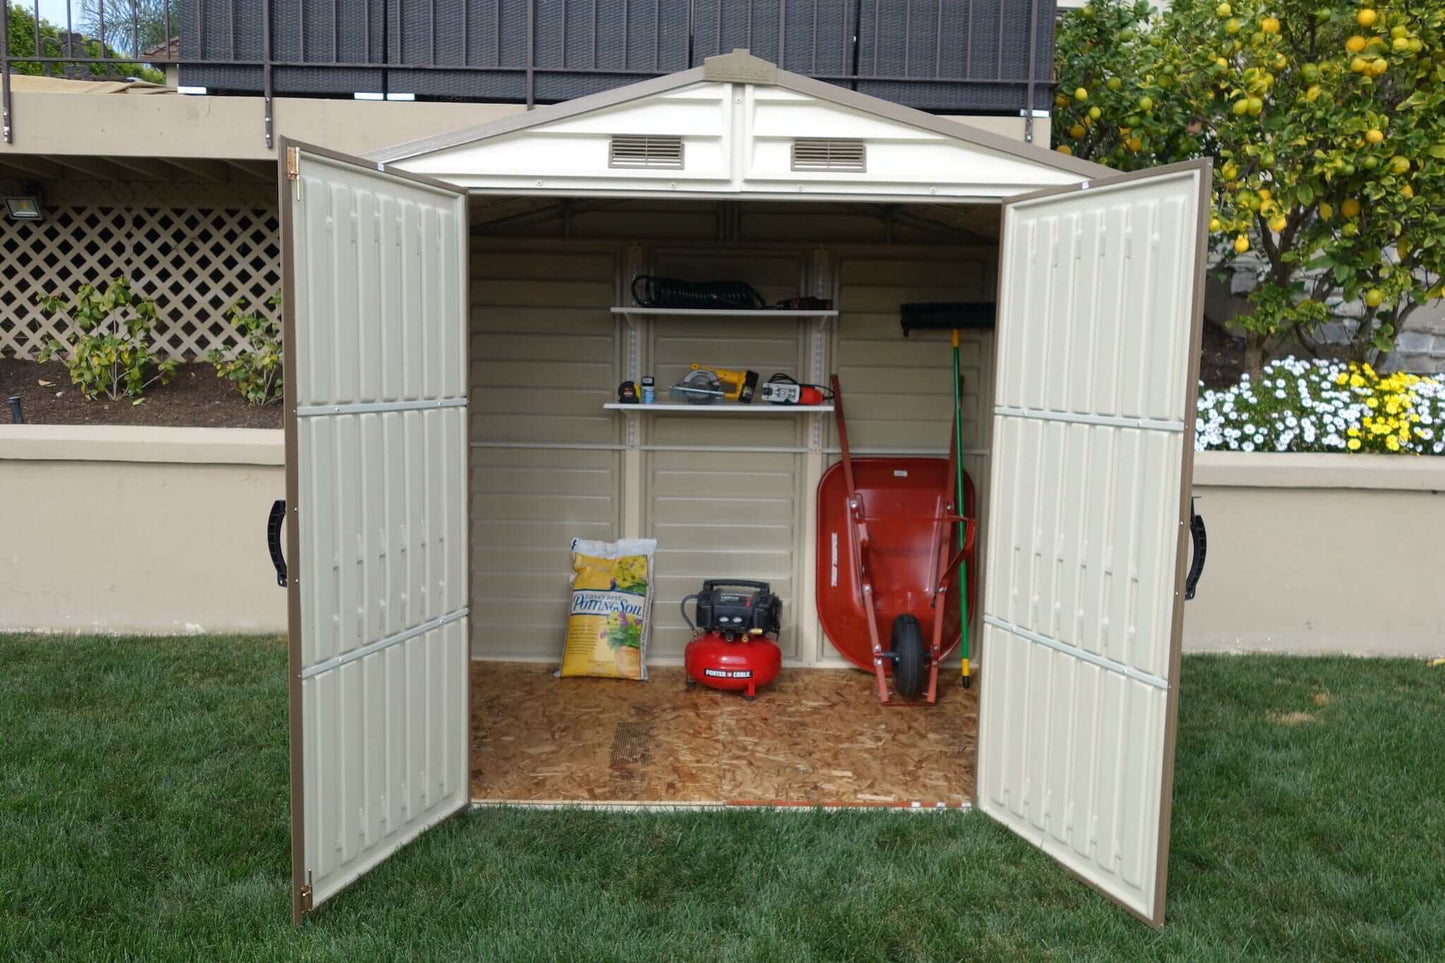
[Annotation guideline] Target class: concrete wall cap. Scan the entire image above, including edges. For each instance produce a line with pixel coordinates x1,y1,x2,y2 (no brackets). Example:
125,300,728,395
0,424,284,465
1194,449,1445,493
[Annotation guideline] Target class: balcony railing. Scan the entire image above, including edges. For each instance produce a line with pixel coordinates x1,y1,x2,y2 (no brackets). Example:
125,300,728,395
2,0,1055,147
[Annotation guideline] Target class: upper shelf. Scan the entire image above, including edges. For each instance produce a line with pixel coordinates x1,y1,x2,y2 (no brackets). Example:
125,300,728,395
610,307,838,319
604,402,834,413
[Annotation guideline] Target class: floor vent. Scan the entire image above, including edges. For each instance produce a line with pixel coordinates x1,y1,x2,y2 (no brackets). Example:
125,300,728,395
609,135,685,169
791,138,867,173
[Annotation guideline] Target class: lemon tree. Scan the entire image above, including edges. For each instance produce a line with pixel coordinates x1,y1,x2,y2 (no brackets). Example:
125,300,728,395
1055,0,1445,375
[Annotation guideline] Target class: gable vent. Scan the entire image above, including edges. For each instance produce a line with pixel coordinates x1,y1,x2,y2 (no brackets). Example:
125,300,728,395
609,134,685,169
791,138,867,173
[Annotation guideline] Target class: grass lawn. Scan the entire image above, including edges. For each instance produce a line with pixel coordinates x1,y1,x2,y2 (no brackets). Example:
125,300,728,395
1,635,1443,962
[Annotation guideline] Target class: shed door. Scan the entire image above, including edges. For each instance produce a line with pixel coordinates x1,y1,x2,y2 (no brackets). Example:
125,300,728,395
280,141,470,922
975,160,1209,926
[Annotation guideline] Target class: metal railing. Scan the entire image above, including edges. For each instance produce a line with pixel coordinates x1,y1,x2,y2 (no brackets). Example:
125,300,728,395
2,0,1053,148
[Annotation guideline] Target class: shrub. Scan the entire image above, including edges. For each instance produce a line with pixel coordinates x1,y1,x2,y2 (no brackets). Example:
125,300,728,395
37,277,177,402
208,294,283,406
1054,0,1445,373
1196,356,1445,454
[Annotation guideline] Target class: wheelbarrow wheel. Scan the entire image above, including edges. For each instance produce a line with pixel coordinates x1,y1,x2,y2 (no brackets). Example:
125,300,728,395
891,615,926,700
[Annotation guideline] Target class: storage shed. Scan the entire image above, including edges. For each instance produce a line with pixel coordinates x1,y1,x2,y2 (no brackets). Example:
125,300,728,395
278,50,1210,926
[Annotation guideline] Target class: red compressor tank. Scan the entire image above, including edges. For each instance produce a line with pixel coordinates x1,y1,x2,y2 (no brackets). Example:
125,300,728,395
685,632,782,700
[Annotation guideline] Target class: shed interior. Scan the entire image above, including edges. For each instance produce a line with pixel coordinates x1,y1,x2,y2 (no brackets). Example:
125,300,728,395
464,196,1001,806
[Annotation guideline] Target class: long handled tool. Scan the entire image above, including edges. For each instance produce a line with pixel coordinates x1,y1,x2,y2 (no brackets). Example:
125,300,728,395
901,302,996,690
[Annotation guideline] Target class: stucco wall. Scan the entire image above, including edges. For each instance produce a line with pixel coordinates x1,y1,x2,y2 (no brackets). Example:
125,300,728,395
2,428,1441,657
1184,452,1445,656
0,426,286,635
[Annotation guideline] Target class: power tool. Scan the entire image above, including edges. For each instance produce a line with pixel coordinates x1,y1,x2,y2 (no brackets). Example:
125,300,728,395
668,364,759,404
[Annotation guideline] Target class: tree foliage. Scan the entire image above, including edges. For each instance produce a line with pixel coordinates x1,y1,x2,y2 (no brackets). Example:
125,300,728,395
78,0,174,59
5,4,164,83
1054,0,1445,372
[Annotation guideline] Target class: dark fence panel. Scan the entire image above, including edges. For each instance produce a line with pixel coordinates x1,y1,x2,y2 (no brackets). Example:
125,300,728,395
167,0,1055,112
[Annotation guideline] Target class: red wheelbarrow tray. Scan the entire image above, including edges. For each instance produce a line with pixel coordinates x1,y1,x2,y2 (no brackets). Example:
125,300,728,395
815,455,977,702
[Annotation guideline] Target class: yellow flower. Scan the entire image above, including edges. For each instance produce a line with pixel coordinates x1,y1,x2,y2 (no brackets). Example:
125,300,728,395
1386,436,1401,451
1410,413,1421,423
1365,396,1379,408
1348,438,1362,450
1347,427,1361,437
1335,373,1349,386
1350,375,1366,388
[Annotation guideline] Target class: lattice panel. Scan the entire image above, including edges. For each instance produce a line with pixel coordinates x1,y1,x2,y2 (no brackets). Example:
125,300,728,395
0,202,280,361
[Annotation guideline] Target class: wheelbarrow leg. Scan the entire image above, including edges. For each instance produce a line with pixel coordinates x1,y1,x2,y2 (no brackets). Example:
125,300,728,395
862,580,890,703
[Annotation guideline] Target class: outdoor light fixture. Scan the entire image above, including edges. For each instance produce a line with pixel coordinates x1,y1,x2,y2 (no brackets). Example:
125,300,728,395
4,185,44,222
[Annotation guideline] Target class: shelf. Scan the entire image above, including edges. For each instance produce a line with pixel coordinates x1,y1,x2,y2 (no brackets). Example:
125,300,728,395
610,307,838,319
604,402,834,413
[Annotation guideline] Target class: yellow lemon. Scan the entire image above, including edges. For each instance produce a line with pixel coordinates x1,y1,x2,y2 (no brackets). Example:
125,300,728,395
1365,128,1384,144
1269,214,1287,232
1216,1,1232,16
1221,162,1239,180
1369,58,1388,76
1074,87,1088,101
1233,97,1251,115
1341,198,1361,218
1262,16,1280,33
1233,235,1250,254
1088,106,1102,120
1365,288,1384,307
1258,188,1272,202
1127,135,1143,152
1056,94,1071,108
1350,56,1368,73
1247,96,1264,115
1356,8,1377,27
1391,24,1408,38
1345,35,1368,53
1209,217,1223,232
1070,124,1086,139
1225,17,1242,33
1139,95,1153,111
1056,144,1074,155
1107,76,1122,91
1390,156,1410,175
1305,84,1322,101
1401,184,1414,199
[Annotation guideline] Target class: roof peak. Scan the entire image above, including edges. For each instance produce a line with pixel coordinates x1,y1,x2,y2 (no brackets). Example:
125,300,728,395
702,49,778,85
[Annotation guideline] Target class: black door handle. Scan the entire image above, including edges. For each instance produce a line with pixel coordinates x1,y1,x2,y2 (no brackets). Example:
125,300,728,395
1185,499,1206,601
267,499,288,588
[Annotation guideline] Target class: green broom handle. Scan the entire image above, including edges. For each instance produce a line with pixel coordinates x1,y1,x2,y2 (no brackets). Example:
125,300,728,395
952,330,970,682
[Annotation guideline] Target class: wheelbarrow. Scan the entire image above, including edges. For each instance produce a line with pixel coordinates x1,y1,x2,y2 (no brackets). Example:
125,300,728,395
815,375,977,704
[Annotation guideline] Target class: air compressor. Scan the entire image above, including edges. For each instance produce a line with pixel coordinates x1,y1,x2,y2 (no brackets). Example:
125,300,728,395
681,580,783,701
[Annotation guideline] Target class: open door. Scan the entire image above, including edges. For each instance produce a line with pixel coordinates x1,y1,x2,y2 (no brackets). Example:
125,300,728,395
279,140,470,922
975,160,1210,926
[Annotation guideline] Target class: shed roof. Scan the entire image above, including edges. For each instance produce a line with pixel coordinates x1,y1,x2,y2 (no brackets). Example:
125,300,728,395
371,49,1109,201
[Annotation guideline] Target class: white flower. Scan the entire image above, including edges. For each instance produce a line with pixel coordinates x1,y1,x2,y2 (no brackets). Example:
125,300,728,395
1242,441,1255,452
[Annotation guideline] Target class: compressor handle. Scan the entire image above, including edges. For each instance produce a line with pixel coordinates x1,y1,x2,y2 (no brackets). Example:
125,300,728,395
1185,500,1207,601
700,579,772,594
679,593,699,634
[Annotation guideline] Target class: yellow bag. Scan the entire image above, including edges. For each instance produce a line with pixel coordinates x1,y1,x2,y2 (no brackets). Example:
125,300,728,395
560,538,656,680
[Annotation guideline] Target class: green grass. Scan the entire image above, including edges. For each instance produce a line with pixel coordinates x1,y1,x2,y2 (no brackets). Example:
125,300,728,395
1,635,1443,962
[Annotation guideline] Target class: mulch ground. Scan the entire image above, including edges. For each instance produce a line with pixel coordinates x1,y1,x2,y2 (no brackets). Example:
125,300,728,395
0,359,282,429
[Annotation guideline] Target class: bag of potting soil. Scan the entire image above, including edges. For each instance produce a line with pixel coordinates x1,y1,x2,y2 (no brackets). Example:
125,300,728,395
559,537,656,680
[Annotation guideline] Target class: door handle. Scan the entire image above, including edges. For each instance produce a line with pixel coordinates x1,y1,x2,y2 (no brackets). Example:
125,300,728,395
267,499,288,588
1185,499,1206,601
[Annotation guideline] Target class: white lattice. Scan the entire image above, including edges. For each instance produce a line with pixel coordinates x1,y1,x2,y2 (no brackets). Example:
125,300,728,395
0,197,280,361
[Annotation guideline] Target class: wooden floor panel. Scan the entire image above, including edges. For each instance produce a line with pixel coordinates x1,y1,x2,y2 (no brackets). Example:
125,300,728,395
469,662,976,805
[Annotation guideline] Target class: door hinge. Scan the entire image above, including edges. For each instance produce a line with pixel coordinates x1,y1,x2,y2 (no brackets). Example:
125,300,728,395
298,881,313,914
286,146,300,181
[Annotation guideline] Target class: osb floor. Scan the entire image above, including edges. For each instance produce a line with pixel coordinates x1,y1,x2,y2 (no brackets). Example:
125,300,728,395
469,662,977,806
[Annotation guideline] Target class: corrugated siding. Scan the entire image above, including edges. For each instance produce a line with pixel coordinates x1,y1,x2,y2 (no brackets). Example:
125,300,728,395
288,151,469,911
976,167,1204,923
648,451,804,661
468,244,623,659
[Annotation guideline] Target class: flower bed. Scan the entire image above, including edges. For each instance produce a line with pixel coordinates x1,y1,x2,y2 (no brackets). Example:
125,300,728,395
1196,358,1445,455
